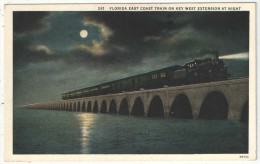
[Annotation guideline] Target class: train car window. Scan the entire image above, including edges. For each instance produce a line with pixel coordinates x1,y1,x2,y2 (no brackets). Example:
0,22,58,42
160,72,166,78
152,74,158,79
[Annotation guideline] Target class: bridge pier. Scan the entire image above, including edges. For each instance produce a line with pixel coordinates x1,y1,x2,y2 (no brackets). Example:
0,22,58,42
187,91,206,119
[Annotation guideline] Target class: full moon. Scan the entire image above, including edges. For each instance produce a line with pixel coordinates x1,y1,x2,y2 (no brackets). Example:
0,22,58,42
80,29,88,38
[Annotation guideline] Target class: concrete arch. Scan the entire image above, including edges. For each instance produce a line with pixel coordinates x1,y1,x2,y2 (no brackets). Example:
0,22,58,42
119,98,129,115
199,91,229,119
87,101,92,112
170,93,193,119
131,97,145,116
82,101,86,112
100,100,107,113
93,101,98,113
147,95,164,117
109,99,117,114
240,100,248,123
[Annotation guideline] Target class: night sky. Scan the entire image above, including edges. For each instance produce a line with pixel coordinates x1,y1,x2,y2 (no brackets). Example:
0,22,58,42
13,11,249,106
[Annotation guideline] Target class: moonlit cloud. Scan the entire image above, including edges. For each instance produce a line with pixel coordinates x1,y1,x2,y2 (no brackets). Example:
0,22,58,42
71,40,107,56
83,17,113,41
143,36,162,42
30,44,54,55
166,26,200,44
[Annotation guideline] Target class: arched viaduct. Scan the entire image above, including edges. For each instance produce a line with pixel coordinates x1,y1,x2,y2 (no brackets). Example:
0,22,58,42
23,78,249,120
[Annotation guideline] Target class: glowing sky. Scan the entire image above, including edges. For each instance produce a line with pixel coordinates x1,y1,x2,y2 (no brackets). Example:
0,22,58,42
13,11,249,105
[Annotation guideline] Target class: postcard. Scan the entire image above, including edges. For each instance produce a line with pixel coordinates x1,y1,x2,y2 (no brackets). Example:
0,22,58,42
4,3,256,161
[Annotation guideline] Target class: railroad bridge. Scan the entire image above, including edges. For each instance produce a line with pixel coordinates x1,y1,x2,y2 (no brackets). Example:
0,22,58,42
23,78,249,120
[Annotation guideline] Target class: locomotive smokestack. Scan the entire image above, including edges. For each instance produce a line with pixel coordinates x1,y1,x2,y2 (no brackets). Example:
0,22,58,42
215,51,219,59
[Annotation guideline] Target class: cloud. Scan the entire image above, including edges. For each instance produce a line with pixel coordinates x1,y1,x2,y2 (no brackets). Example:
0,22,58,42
83,17,113,40
70,40,107,56
143,36,162,42
166,26,199,43
30,44,54,55
13,12,50,34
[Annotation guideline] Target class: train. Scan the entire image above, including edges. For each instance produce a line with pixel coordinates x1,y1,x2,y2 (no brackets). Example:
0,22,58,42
62,54,230,100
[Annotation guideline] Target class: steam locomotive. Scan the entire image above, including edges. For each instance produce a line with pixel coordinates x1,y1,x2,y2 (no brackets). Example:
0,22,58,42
62,54,229,100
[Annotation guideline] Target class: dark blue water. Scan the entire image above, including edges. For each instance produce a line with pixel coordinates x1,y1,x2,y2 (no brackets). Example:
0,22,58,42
13,108,248,154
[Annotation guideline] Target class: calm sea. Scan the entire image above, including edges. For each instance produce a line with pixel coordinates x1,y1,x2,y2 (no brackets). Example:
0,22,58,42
13,107,248,154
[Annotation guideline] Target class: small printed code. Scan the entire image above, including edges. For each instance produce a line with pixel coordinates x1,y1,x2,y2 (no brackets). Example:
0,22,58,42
240,155,249,158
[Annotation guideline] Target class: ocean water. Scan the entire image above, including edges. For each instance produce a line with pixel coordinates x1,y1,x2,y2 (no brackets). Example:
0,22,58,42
13,107,248,154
